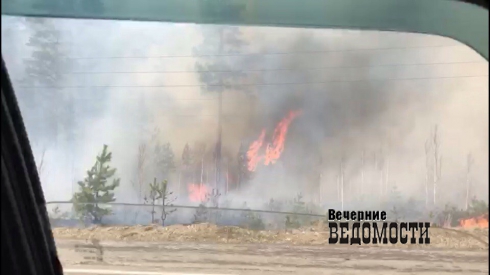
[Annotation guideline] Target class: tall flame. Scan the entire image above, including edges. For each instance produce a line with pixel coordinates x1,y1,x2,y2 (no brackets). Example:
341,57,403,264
264,110,302,165
247,110,301,171
247,129,266,171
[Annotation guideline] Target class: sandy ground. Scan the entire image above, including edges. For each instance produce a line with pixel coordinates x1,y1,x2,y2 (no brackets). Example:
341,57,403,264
54,224,489,274
52,224,490,248
57,239,489,275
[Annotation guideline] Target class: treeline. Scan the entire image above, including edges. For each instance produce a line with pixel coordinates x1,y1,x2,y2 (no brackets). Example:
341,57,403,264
68,142,251,226
131,131,253,203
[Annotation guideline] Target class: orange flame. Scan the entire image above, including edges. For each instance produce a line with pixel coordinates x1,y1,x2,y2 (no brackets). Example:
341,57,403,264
247,129,266,171
264,110,302,165
459,214,489,229
188,184,209,202
247,110,301,171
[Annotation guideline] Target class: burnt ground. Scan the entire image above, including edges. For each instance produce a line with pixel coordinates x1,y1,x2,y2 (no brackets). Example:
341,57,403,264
56,239,488,274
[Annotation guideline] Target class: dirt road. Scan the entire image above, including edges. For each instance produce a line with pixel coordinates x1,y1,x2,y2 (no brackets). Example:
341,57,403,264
57,239,488,275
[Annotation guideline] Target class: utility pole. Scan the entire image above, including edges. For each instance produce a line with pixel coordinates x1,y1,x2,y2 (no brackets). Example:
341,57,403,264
215,26,224,193
215,88,222,191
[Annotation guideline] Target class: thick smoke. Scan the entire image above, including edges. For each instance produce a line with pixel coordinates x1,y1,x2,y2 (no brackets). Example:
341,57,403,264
1,17,488,223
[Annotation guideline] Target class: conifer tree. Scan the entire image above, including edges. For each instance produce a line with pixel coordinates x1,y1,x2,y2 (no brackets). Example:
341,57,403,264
72,145,120,224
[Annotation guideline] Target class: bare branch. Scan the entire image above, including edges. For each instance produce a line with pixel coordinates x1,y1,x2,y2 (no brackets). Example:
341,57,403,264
37,146,47,176
134,142,148,202
339,155,344,211
465,153,475,210
429,124,442,206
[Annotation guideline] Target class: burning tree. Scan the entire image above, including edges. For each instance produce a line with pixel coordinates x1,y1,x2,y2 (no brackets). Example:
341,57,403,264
72,145,120,224
186,142,208,201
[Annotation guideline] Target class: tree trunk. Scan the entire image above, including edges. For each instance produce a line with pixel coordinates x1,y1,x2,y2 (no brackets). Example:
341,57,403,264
225,163,229,194
361,150,365,197
424,140,431,208
385,155,390,194
465,176,471,211
151,199,155,223
337,175,340,202
177,169,182,198
215,27,224,193
200,158,204,187
318,172,323,204
465,153,473,210
340,159,344,211
374,152,382,199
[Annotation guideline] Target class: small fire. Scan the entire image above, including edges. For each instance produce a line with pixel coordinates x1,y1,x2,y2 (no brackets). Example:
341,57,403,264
188,184,209,202
459,214,489,229
247,110,302,171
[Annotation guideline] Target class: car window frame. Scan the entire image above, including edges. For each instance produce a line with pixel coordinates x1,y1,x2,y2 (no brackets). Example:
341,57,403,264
1,0,488,60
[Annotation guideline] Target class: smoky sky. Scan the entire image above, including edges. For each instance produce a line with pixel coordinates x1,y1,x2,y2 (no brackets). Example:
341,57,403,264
1,16,488,211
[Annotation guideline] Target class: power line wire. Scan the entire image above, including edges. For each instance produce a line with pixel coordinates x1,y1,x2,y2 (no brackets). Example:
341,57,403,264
16,75,488,89
59,61,487,75
45,201,326,217
57,45,465,60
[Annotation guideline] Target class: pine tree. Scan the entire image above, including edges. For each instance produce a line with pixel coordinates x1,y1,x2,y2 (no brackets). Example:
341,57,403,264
194,26,253,93
157,179,177,226
286,193,309,228
72,145,120,224
144,178,161,224
143,178,176,225
21,17,78,146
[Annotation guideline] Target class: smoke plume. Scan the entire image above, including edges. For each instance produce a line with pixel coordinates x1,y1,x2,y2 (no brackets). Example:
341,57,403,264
1,17,488,219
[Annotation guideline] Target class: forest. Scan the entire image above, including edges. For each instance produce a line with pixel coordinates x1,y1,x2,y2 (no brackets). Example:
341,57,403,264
1,15,488,228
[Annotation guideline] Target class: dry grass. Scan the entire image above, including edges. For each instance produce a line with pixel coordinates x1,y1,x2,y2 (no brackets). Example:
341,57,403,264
52,222,489,250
